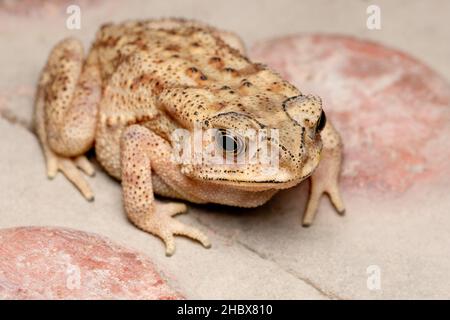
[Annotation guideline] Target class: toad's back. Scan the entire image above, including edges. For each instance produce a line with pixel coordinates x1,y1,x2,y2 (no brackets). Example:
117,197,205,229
93,20,248,83
92,20,300,126
94,20,298,96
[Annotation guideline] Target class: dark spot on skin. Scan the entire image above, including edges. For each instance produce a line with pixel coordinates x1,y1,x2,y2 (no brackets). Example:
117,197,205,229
165,44,180,51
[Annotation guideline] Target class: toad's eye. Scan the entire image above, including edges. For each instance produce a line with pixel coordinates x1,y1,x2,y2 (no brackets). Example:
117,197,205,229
216,129,244,155
316,110,326,133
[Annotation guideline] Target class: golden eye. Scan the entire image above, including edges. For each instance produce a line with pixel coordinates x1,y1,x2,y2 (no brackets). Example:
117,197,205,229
216,129,244,155
316,110,326,133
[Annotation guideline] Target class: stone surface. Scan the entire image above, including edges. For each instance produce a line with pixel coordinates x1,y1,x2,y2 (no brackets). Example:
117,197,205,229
0,0,450,299
0,227,182,300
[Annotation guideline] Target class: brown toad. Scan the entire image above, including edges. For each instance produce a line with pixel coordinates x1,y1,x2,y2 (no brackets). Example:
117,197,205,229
34,18,345,256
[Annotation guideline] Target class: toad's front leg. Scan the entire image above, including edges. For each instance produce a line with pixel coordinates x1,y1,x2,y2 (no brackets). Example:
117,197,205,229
120,125,211,256
302,121,345,226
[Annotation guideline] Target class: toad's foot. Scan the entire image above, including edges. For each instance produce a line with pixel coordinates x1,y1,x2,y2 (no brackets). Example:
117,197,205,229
132,200,211,256
302,164,345,227
302,121,345,227
45,150,95,201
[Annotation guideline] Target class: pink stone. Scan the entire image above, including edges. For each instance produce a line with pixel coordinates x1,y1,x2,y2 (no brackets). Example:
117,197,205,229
0,227,183,300
251,35,450,194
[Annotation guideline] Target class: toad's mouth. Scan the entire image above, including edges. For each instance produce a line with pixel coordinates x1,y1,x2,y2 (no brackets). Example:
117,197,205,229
179,152,321,191
195,176,306,191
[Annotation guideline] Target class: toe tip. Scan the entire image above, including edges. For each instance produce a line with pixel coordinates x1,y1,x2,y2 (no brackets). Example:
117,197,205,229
302,222,311,228
165,247,175,257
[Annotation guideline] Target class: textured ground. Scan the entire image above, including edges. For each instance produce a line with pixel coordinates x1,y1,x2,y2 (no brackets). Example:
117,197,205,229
0,0,449,299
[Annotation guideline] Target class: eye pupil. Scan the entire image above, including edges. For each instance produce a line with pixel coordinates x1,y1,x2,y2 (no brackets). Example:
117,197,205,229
222,135,237,152
217,129,243,154
316,110,326,133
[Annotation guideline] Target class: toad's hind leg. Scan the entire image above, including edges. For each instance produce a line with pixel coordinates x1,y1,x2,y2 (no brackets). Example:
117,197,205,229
35,38,101,200
302,121,345,226
120,125,211,256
